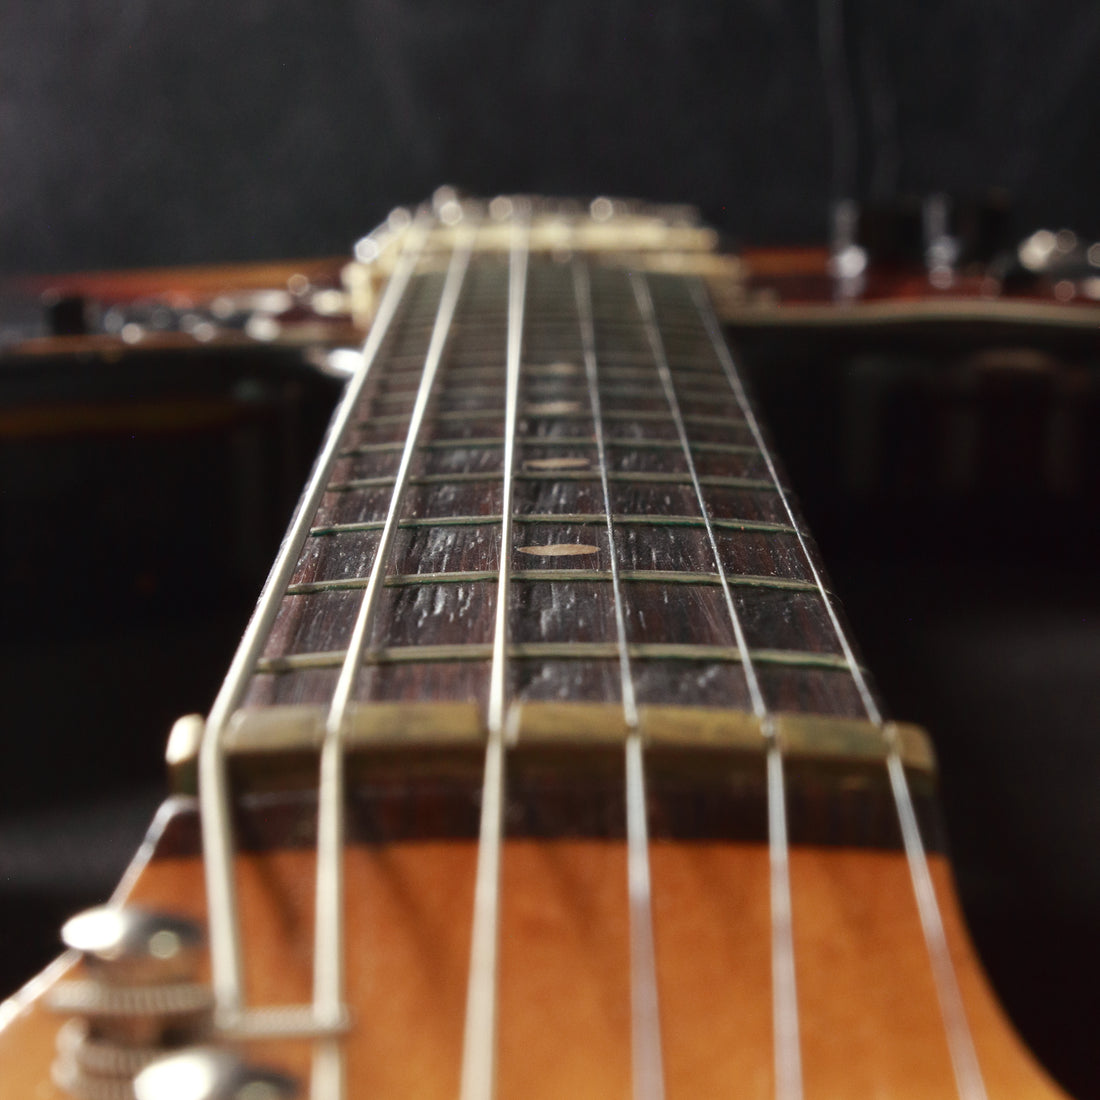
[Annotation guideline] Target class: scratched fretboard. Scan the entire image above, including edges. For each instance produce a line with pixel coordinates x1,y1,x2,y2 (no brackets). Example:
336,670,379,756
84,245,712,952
241,256,869,723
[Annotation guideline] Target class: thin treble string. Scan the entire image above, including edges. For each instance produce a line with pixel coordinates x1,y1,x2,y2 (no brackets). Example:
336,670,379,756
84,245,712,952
689,279,987,1100
198,213,431,1022
573,257,665,1100
309,225,476,1100
459,217,529,1100
631,272,803,1100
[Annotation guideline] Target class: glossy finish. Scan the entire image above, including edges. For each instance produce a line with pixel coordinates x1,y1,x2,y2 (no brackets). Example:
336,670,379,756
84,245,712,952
2,227,1090,1098
0,806,1066,1099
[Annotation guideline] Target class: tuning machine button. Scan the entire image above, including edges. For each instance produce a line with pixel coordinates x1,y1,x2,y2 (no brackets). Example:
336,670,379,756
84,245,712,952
135,1048,299,1100
46,906,215,1098
828,193,1013,293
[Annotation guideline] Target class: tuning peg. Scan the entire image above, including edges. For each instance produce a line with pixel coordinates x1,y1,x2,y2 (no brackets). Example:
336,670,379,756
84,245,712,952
47,906,215,1096
134,1048,299,1100
60,906,205,987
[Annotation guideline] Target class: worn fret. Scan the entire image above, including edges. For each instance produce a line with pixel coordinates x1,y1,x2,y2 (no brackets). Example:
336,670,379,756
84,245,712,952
371,381,736,406
327,470,777,491
377,359,730,384
356,408,749,427
286,569,820,595
311,513,798,536
256,643,862,672
245,253,884,767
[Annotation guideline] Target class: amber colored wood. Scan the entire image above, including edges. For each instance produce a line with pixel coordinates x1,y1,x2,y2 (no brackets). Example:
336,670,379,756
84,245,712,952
16,257,348,301
0,837,1068,1100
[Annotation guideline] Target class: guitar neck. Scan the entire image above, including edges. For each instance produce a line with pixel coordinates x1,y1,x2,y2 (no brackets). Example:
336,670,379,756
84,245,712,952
259,257,864,710
2,195,1071,1100
179,214,935,850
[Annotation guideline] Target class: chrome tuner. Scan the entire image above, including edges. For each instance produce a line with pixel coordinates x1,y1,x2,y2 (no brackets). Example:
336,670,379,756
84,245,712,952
46,906,215,1099
135,1048,298,1100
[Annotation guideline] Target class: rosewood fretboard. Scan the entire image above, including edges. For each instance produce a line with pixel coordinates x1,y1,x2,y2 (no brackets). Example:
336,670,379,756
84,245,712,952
247,258,869,719
188,243,936,848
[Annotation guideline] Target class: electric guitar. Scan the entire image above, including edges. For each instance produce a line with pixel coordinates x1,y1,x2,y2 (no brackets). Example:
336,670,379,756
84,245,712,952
2,191,1094,1099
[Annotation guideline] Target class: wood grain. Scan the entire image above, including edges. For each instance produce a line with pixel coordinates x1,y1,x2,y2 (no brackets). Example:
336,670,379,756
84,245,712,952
0,830,1067,1098
245,259,872,721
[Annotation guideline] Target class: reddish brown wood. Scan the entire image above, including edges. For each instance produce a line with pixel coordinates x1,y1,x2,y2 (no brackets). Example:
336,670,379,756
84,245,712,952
2,238,1088,1098
243,260,872,723
0,835,1067,1099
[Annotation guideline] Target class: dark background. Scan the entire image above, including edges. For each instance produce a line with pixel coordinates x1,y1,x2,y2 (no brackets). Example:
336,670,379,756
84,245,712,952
2,2,1099,1097
3,1,1100,274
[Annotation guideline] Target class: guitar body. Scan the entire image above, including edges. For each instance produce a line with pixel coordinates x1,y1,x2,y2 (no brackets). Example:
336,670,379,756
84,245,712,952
2,195,1095,1098
0,814,1066,1097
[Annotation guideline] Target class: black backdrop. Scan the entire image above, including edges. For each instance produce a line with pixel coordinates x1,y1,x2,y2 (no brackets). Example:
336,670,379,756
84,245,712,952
3,3,1100,1097
3,0,1100,273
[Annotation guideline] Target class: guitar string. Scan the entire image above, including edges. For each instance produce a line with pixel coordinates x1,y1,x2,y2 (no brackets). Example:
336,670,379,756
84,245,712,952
193,215,974,1096
689,278,987,1100
311,225,476,1100
459,215,529,1100
573,256,665,1100
197,211,430,1024
631,272,803,1100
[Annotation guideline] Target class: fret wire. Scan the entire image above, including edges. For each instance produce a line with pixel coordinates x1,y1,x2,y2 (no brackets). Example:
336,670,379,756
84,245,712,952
367,315,708,339
196,211,430,1023
257,643,862,673
372,381,741,405
690,278,988,1100
460,222,529,1100
310,513,797,538
286,569,819,596
574,256,664,1100
376,359,729,385
380,360,730,382
327,471,776,491
312,227,475,1100
631,272,803,1100
340,437,759,457
359,408,749,427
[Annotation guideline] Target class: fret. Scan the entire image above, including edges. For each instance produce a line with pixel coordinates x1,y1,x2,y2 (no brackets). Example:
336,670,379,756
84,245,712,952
255,642,864,672
286,570,821,596
287,525,822,626
376,358,732,385
333,437,766,481
311,512,798,536
244,660,870,716
372,349,732,376
245,253,878,748
326,470,778,492
377,312,714,336
372,380,744,407
220,702,933,770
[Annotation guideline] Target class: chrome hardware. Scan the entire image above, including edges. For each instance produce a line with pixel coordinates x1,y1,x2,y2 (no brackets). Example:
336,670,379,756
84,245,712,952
47,906,214,1099
134,1048,298,1100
